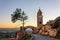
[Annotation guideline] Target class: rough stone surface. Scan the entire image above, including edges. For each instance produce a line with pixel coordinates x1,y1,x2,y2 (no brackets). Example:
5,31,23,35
31,34,60,40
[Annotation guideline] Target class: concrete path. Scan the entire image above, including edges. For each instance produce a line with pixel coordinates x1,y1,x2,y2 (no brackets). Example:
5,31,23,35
31,34,60,40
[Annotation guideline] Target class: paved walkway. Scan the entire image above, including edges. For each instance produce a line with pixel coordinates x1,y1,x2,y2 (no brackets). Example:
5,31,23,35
31,34,60,40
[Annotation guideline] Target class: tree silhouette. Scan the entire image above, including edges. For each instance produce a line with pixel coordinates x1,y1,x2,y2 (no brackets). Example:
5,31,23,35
11,8,28,27
53,16,60,28
47,20,54,27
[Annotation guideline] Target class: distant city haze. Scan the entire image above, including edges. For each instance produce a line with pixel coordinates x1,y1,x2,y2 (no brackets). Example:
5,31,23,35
0,0,60,28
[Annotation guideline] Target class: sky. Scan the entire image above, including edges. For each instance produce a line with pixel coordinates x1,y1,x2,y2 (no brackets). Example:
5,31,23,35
0,0,60,28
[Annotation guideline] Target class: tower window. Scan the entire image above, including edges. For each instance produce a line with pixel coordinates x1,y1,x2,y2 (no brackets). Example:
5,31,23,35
40,22,42,24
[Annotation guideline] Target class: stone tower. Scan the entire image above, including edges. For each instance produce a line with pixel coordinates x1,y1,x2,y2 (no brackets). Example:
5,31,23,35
37,9,43,27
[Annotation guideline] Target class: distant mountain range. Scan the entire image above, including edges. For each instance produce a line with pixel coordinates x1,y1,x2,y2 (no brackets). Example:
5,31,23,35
0,28,20,33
